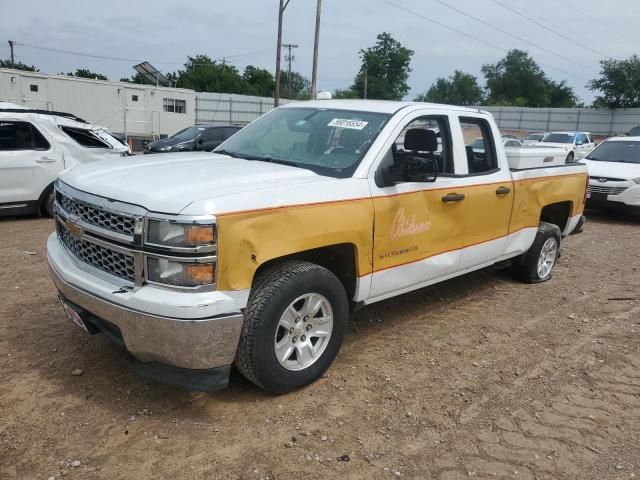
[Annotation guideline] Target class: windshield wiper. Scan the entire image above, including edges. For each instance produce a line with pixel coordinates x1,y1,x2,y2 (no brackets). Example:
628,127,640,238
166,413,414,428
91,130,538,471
214,149,310,170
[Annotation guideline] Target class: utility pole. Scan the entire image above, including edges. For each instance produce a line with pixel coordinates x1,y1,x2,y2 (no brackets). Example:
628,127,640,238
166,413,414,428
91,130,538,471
310,0,322,99
8,40,15,67
282,43,298,99
274,0,291,107
363,69,368,99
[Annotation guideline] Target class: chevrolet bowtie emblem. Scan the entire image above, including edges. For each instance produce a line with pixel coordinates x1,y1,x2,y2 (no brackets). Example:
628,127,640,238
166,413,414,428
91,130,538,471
64,218,83,237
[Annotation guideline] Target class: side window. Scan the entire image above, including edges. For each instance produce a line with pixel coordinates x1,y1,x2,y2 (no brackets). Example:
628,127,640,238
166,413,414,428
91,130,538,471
0,121,50,151
391,116,453,175
461,117,498,175
60,126,111,148
575,133,587,145
203,128,224,142
223,127,239,138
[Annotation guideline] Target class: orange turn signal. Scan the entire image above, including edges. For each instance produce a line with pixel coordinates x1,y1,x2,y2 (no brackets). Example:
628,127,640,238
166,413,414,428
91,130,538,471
184,225,215,245
183,263,215,285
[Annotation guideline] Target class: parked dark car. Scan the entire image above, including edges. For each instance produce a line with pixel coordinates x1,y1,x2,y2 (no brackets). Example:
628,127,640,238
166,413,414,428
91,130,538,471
144,124,241,154
626,126,640,136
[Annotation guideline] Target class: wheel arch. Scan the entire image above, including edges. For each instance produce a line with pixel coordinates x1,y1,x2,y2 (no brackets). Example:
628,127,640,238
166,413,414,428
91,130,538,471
37,181,55,216
540,201,572,233
252,243,359,304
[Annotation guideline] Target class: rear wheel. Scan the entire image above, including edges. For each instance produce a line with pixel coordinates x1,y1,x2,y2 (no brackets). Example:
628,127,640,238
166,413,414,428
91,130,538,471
512,221,561,283
235,260,349,393
565,152,574,163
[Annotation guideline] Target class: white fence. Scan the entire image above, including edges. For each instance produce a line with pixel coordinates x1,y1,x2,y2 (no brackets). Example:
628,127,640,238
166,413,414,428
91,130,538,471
480,106,640,136
195,92,290,125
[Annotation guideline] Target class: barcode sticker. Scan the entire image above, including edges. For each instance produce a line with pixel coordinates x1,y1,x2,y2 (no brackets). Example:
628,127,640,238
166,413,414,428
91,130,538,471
328,119,368,130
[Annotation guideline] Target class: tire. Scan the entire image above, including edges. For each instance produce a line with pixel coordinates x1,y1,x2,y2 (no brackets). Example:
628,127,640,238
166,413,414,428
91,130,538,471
511,221,561,284
234,260,349,393
42,188,55,218
565,152,574,163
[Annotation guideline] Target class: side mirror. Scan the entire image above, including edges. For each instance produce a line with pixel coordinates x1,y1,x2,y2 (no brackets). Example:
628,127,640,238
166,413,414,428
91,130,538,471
197,137,205,144
384,156,438,185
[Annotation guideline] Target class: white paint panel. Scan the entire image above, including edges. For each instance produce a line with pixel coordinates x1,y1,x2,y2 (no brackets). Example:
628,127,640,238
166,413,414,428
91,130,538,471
365,228,536,305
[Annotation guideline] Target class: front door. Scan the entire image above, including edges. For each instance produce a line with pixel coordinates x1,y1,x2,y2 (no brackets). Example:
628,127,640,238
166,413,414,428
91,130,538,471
368,112,469,300
0,119,61,206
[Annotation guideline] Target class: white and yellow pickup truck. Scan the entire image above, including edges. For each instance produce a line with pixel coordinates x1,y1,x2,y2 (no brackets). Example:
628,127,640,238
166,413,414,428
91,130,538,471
47,100,588,393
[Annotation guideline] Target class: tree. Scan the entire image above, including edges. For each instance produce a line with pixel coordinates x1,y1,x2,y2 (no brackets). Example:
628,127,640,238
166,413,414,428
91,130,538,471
415,70,484,106
482,49,578,107
588,55,640,108
350,32,414,100
171,55,247,94
66,68,107,80
0,59,38,71
243,66,275,97
120,72,152,85
278,71,311,99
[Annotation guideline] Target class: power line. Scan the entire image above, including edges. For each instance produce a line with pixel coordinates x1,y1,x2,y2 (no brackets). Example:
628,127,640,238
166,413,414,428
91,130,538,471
554,0,637,46
14,42,274,66
488,0,609,58
428,0,596,72
380,0,591,82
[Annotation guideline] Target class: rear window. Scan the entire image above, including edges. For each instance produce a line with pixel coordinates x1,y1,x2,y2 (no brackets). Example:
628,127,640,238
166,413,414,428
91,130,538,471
543,133,575,144
0,121,50,151
60,126,111,148
526,134,544,141
586,141,640,164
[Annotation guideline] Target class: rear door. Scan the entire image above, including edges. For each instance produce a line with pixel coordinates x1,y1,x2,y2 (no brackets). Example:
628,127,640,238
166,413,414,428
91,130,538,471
0,119,60,207
456,115,514,271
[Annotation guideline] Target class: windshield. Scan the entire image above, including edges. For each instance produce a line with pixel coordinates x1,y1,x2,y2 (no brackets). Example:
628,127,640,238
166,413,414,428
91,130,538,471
526,134,543,141
629,126,640,136
542,133,575,144
214,107,391,177
172,126,206,140
586,141,640,163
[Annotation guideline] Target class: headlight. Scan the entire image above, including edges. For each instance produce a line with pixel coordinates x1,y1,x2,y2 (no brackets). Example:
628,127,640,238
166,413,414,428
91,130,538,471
146,220,216,249
159,145,173,151
147,257,215,287
633,177,640,185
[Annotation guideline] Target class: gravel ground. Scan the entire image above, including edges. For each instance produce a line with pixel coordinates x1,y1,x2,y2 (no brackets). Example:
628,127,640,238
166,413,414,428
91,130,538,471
1,209,639,480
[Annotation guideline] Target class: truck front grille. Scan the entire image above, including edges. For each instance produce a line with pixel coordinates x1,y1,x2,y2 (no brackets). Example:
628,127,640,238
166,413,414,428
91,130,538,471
56,191,136,237
57,220,135,282
589,185,627,196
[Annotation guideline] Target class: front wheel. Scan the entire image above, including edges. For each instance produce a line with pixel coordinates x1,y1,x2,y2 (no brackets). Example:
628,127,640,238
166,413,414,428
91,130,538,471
511,221,561,283
235,260,349,393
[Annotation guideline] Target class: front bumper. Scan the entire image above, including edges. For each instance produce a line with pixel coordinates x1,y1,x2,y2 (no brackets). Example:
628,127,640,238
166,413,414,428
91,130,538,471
47,233,247,387
587,183,640,208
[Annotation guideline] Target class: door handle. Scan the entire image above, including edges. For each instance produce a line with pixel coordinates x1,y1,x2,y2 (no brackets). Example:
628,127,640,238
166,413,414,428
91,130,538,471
495,186,511,195
36,156,57,163
441,193,465,203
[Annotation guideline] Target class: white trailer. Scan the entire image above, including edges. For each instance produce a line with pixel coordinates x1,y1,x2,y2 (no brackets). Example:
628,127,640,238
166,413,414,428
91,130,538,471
0,68,196,140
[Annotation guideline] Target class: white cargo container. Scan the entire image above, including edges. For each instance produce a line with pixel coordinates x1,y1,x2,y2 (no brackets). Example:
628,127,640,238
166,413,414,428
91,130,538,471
0,68,195,139
505,146,568,169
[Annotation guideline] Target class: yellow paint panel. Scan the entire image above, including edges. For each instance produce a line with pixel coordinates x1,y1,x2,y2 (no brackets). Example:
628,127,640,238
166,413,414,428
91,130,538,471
371,188,467,272
216,199,374,291
509,173,587,233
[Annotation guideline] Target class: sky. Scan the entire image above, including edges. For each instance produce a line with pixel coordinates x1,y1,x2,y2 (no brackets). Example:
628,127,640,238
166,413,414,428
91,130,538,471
1,0,639,104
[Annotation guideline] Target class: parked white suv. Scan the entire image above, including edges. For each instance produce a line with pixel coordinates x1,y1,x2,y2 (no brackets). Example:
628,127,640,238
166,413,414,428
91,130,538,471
0,103,128,218
584,136,640,214
538,131,595,162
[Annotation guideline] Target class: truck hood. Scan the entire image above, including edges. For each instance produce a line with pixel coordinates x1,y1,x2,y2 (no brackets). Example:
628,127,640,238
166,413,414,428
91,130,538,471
583,159,640,180
59,153,334,214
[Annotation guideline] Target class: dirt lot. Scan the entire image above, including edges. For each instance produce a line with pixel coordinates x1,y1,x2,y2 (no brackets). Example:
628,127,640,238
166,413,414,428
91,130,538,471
1,211,639,480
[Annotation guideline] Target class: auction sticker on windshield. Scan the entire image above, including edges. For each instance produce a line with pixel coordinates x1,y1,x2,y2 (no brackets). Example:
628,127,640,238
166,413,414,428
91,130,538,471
328,119,368,130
